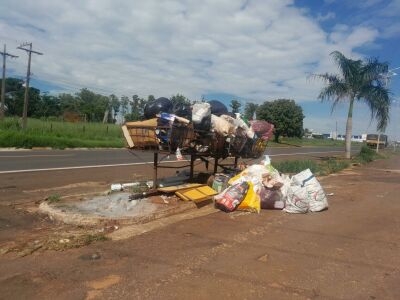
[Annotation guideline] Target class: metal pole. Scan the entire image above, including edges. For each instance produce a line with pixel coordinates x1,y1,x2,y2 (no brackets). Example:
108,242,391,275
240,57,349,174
0,45,5,120
190,154,195,181
153,152,158,189
22,43,32,129
234,156,239,169
335,120,338,140
213,157,218,174
376,133,381,153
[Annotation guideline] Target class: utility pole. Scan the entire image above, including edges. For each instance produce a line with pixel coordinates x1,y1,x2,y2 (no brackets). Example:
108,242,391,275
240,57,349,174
335,120,338,140
17,42,43,129
0,44,18,120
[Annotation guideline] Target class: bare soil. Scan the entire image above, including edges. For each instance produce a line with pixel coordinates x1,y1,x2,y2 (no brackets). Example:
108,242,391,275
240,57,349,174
0,154,399,299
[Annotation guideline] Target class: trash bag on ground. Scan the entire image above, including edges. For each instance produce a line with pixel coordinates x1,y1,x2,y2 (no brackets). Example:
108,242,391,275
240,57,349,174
283,184,309,213
260,187,284,209
207,100,228,116
250,120,274,141
215,182,249,212
291,169,328,212
238,182,261,213
144,97,173,119
282,169,328,213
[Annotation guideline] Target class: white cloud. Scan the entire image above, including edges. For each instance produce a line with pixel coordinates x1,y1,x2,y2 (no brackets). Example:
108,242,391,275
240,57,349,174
0,0,383,102
317,12,336,22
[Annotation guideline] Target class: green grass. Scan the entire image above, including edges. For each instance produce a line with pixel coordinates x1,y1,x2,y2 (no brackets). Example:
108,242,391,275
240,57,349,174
46,194,61,203
272,145,385,176
268,137,347,147
0,117,125,149
272,159,320,174
272,158,350,176
353,145,384,164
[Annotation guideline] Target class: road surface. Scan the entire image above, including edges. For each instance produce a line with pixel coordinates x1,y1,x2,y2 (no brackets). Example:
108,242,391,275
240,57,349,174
0,147,356,173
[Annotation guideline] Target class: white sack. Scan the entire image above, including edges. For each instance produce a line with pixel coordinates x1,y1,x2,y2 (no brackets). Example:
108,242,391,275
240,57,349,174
211,114,236,136
192,103,211,124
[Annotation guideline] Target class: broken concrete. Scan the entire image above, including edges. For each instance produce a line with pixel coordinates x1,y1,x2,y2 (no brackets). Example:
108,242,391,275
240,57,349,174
39,192,198,226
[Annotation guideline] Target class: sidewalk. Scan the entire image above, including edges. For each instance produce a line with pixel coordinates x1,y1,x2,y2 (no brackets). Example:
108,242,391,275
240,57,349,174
0,155,399,299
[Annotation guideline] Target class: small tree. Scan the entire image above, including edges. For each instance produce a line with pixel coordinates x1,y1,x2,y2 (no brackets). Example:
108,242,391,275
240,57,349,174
313,51,391,158
230,99,241,114
243,103,258,120
109,94,120,122
171,93,191,107
256,99,304,143
120,96,129,119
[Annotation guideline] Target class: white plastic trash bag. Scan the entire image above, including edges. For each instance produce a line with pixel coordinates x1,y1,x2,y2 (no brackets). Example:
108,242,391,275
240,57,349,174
192,103,211,124
284,184,309,213
211,114,236,136
291,169,328,212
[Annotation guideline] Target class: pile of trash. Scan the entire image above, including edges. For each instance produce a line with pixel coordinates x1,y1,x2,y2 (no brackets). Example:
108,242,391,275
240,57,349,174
122,97,274,159
213,155,329,214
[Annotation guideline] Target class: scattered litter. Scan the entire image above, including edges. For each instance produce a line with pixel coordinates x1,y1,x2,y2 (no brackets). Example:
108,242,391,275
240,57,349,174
176,186,218,203
160,195,170,203
59,239,70,244
326,193,334,196
215,182,249,212
111,182,141,192
158,183,203,193
212,173,231,193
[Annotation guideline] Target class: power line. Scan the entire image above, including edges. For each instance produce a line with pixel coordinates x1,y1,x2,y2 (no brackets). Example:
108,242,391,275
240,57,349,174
17,42,43,129
0,44,18,120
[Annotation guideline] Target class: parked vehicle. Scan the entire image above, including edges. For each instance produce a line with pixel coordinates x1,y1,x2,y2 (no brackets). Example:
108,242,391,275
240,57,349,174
365,134,388,148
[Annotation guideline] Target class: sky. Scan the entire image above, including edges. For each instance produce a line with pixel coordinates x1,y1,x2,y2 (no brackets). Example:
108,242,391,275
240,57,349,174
0,0,399,139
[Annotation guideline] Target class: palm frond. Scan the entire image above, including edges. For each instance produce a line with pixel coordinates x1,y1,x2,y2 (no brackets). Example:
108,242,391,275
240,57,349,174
309,73,342,84
362,58,389,83
359,84,391,131
318,81,348,102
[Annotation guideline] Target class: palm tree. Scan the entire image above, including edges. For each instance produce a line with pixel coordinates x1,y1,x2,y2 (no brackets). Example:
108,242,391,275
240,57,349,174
313,51,391,159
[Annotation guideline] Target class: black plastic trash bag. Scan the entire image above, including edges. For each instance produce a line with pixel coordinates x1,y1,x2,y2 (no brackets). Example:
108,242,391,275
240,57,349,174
144,97,173,119
207,100,228,116
173,103,192,120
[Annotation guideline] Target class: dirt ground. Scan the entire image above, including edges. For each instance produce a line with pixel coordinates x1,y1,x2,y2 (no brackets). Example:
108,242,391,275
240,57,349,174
0,154,399,299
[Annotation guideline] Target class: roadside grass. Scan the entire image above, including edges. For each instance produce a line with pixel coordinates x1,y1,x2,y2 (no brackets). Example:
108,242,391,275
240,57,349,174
0,117,125,149
272,159,320,174
46,194,62,203
43,233,109,251
272,145,386,176
272,157,351,176
268,137,347,148
353,145,384,164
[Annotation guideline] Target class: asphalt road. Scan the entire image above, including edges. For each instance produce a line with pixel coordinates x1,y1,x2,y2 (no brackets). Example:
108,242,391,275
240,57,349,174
0,147,356,173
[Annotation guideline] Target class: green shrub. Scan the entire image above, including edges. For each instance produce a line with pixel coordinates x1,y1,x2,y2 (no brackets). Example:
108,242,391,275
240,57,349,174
272,159,320,174
354,145,383,164
322,158,350,175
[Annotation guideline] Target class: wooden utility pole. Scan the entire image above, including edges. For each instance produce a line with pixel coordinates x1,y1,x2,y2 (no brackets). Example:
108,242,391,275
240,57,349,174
0,44,18,120
17,42,43,129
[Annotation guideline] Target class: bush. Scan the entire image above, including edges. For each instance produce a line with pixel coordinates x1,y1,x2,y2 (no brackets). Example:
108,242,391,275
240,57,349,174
321,158,350,175
272,159,319,174
0,117,21,130
354,145,383,164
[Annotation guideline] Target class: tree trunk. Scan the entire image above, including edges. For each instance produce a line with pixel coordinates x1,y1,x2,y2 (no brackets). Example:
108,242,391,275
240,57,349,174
102,108,109,123
345,97,355,159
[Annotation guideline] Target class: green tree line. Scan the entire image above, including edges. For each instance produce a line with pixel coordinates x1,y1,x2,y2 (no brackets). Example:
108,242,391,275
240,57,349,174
0,78,193,123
